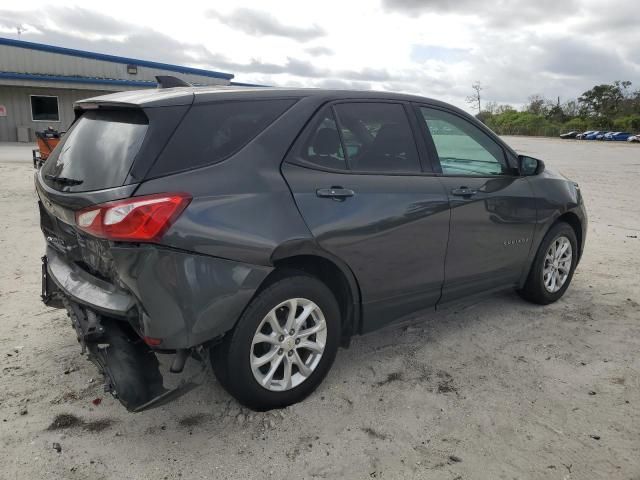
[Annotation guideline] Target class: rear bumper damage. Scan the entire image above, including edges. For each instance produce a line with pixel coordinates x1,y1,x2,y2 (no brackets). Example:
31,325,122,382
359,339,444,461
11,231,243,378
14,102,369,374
43,256,204,411
64,299,202,412
41,245,271,411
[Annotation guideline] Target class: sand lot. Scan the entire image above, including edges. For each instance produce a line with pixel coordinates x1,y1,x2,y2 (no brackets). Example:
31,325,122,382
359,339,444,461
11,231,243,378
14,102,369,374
0,137,638,480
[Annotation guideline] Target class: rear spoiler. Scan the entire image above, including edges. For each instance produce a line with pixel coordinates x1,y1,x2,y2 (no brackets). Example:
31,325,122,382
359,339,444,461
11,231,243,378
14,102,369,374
155,75,192,88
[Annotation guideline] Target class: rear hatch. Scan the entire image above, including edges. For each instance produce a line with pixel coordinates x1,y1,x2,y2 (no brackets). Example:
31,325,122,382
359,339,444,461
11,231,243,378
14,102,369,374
41,109,148,193
36,106,164,281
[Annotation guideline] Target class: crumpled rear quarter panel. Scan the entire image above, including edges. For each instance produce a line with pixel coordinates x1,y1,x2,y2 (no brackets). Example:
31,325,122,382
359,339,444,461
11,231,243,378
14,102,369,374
110,245,272,349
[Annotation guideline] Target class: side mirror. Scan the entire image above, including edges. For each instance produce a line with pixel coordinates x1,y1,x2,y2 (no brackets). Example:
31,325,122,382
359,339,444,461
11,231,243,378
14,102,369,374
519,155,545,176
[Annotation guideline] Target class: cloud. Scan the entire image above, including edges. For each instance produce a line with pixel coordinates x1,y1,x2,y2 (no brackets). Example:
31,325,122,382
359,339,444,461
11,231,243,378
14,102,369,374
0,8,227,67
382,0,580,26
538,37,634,79
207,8,324,41
305,46,333,56
411,45,469,63
0,8,395,88
1,3,638,112
311,78,373,90
50,7,130,36
340,68,392,82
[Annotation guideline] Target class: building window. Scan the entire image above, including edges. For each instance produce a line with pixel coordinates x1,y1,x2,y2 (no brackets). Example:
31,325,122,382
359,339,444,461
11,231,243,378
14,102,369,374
30,95,60,122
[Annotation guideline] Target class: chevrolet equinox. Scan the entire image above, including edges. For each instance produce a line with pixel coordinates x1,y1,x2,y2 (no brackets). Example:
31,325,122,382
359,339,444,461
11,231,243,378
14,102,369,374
36,85,587,411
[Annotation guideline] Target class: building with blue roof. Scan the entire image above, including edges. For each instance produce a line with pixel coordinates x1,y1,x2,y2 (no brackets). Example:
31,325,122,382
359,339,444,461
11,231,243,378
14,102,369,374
0,37,235,141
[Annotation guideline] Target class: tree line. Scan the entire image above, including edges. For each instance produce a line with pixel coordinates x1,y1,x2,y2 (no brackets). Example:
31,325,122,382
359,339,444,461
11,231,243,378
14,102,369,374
469,81,640,137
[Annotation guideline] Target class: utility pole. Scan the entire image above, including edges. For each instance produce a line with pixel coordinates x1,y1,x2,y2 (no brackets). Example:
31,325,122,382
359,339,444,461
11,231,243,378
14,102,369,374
16,25,24,37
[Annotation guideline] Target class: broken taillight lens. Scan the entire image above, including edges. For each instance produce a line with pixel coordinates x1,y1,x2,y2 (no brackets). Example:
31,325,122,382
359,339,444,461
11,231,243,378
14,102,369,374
75,193,191,242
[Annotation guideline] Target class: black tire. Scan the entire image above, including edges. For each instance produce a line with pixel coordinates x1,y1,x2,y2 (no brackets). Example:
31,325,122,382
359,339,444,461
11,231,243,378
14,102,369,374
211,273,340,411
518,222,578,305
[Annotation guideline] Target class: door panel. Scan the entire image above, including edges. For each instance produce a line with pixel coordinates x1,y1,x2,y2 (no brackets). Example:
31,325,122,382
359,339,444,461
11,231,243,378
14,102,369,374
438,176,537,302
415,105,538,302
282,163,450,331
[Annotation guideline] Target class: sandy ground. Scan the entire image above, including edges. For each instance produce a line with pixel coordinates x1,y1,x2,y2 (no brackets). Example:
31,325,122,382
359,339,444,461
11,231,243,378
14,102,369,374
0,137,638,480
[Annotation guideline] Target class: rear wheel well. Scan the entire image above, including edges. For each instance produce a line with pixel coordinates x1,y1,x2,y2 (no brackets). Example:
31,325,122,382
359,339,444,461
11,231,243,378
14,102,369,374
258,255,356,347
556,212,583,260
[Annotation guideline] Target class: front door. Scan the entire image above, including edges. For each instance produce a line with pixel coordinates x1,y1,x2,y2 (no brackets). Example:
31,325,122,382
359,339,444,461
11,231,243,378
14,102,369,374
282,101,451,331
416,105,537,302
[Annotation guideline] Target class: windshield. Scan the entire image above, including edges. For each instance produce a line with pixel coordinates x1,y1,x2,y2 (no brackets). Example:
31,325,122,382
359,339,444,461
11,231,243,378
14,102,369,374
42,109,148,192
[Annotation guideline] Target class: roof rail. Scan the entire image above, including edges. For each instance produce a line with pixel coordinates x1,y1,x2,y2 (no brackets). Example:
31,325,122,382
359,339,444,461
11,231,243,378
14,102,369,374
155,75,192,88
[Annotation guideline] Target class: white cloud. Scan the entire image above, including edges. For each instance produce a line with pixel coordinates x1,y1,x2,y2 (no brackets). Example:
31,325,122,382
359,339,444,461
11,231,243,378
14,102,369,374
1,0,638,112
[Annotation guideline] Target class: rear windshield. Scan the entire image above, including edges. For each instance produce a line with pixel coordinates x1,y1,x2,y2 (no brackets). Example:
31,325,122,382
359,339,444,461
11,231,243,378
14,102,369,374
42,109,148,192
148,99,296,177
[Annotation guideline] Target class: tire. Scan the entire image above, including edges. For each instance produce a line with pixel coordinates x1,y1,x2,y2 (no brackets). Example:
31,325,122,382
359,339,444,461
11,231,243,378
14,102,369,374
518,222,578,305
211,273,340,411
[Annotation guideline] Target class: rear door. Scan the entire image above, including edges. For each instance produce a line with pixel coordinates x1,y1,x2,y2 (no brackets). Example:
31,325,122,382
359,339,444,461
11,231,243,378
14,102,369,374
282,101,450,331
415,105,537,302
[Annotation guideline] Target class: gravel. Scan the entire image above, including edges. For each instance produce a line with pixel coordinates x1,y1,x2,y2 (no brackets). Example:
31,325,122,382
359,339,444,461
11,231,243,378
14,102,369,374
0,137,638,479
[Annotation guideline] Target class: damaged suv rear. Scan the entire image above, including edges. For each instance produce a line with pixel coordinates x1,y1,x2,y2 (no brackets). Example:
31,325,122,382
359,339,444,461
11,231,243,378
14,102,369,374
37,85,587,413
37,87,310,411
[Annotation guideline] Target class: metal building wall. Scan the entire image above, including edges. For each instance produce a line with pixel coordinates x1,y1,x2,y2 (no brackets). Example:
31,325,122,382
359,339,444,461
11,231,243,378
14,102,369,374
0,85,109,142
0,43,231,87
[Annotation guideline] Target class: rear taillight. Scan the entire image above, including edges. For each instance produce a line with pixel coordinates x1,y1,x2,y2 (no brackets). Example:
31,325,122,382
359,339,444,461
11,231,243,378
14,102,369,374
75,193,191,242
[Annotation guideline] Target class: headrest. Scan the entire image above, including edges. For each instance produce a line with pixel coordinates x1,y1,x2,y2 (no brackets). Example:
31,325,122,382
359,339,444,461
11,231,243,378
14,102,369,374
312,127,340,155
372,123,411,155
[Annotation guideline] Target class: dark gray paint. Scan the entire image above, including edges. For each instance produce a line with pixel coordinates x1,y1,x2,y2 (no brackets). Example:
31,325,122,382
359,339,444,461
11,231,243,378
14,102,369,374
282,163,451,332
110,246,272,349
437,175,538,301
37,87,587,350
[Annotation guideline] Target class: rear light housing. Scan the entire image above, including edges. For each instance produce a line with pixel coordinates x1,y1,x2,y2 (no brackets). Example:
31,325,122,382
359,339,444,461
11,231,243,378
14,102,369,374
75,193,191,242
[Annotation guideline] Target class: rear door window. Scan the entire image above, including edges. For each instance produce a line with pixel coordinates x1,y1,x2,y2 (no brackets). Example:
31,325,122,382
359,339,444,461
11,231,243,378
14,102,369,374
42,109,148,192
149,99,297,177
333,102,421,174
295,106,346,170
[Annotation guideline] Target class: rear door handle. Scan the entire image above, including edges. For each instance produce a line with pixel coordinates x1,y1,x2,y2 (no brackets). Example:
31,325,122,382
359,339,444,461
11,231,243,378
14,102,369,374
316,187,355,200
451,187,478,197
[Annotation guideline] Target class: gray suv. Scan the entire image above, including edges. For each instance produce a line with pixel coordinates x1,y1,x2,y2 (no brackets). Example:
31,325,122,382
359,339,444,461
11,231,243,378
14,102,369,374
36,86,587,412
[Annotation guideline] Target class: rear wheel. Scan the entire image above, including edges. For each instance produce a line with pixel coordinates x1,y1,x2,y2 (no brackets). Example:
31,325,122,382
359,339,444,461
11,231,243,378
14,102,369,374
519,222,578,305
211,273,340,410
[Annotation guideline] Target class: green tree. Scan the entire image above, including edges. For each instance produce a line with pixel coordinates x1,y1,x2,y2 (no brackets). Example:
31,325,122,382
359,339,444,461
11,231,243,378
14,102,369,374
578,81,632,121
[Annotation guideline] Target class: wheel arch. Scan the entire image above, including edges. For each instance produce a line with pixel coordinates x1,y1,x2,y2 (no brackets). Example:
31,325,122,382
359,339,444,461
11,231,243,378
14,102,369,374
260,242,362,346
520,210,584,288
555,211,583,261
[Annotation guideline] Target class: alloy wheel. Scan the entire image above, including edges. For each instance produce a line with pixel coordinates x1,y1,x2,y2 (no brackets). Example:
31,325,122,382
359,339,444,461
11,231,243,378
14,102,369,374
542,235,572,293
250,298,327,392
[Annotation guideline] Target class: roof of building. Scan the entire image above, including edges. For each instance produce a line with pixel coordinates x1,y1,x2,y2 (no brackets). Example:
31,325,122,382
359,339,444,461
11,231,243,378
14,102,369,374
0,71,157,87
0,36,234,80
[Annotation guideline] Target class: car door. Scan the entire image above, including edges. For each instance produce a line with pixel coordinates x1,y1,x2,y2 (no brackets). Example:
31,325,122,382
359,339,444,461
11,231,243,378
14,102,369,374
282,101,450,332
415,105,538,303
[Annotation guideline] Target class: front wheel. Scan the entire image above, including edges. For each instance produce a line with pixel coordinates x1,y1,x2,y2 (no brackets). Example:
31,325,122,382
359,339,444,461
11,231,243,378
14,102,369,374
211,273,340,410
518,222,578,305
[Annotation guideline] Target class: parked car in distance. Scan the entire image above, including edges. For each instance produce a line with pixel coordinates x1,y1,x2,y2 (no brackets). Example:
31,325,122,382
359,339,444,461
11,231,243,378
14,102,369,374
35,84,588,412
585,131,605,140
627,134,640,143
604,132,632,141
576,130,594,139
559,131,578,139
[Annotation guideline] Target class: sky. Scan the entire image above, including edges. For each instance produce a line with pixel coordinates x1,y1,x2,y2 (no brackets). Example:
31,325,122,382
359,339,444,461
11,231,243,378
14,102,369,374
1,0,638,112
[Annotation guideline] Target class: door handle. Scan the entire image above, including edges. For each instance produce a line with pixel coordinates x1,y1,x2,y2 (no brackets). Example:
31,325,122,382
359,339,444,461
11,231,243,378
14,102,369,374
451,187,478,197
316,187,355,200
